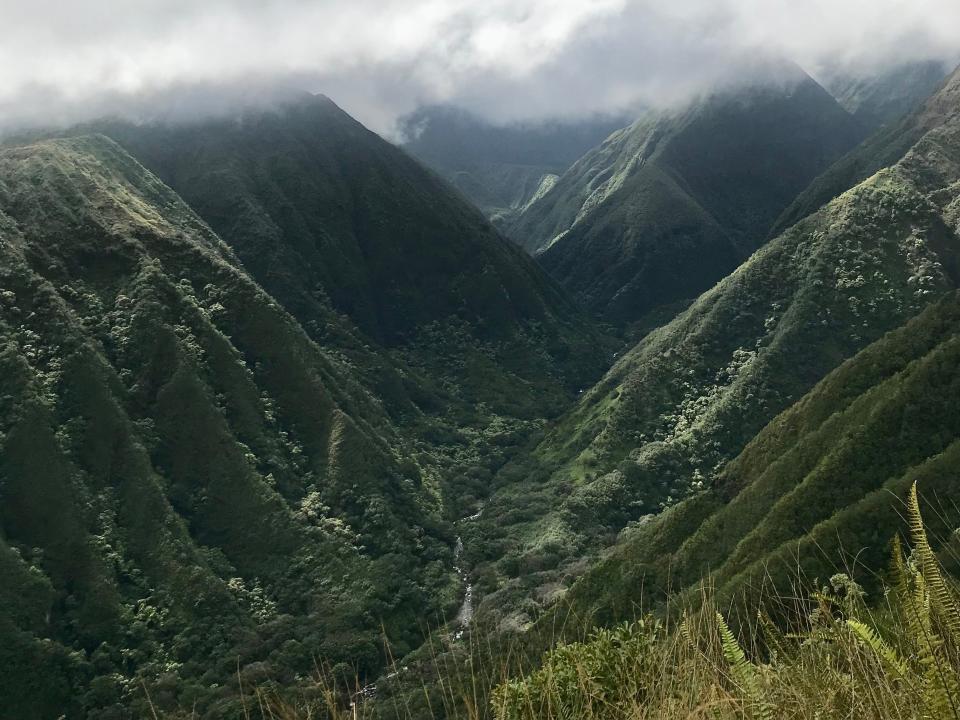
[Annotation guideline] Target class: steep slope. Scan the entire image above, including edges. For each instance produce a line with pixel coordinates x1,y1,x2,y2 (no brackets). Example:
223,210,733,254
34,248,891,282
772,63,960,236
558,289,960,627
0,136,457,718
822,59,951,131
399,106,626,227
510,70,865,328
90,96,609,419
464,67,960,622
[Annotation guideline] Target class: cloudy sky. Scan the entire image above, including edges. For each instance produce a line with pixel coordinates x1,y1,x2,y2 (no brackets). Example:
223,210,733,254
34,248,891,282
2,0,959,133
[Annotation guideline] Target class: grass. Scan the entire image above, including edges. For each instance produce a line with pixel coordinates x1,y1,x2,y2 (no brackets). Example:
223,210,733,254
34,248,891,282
201,482,960,720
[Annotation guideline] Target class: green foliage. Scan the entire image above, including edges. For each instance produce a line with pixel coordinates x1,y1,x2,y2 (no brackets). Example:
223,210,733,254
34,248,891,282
491,619,662,720
492,501,960,720
472,69,960,619
511,72,865,327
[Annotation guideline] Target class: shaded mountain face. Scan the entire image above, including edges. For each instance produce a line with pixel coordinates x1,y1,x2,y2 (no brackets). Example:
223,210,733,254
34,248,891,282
772,63,960,236
821,59,951,131
0,136,456,717
509,73,866,329
399,106,627,227
90,96,610,418
463,67,960,622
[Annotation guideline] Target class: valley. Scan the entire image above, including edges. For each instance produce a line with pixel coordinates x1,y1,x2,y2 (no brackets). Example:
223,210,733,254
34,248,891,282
1,38,960,720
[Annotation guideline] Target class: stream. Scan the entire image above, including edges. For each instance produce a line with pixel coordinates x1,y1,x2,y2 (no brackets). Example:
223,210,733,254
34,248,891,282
452,504,483,639
350,504,484,705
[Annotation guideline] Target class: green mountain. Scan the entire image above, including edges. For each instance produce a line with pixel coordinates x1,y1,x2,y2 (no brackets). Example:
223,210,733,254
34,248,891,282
772,62,960,236
90,96,610,421
463,66,960,624
556,287,960,629
508,70,866,329
399,106,627,227
0,93,622,717
0,135,456,718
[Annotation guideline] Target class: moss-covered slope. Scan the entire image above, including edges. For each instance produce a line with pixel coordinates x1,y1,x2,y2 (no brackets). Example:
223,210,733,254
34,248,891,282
89,96,610,418
0,136,457,718
510,72,864,328
468,68,960,614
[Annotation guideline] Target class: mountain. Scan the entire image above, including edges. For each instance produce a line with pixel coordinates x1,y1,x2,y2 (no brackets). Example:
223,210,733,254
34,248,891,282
0,135,456,718
772,62,960,236
399,106,627,227
821,59,951,131
0,95,619,717
554,288,960,628
89,96,611,421
462,66,960,626
509,69,866,329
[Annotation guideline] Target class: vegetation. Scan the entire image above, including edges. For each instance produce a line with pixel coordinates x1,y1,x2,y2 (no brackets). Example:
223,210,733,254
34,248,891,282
509,70,865,327
462,67,960,630
771,62,959,236
0,136,465,717
177,484,960,720
491,483,960,720
2,61,959,720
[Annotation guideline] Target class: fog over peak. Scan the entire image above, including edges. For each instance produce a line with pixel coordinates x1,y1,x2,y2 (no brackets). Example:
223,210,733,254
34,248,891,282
1,0,959,135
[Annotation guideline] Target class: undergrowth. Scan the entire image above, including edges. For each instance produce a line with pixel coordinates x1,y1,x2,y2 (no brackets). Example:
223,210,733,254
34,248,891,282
190,481,960,720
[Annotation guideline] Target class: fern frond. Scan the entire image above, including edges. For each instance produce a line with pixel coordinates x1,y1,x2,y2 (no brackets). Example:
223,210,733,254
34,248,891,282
846,619,910,678
716,612,774,720
908,481,960,647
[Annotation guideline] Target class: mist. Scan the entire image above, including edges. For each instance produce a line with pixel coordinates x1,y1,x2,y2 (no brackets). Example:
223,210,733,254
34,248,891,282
1,0,959,135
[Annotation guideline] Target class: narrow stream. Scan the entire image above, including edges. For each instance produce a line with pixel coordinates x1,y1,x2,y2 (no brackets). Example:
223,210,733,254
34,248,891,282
452,505,483,640
351,504,484,705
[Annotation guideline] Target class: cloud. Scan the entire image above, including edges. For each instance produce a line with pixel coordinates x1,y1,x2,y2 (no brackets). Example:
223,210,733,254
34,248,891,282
1,0,958,133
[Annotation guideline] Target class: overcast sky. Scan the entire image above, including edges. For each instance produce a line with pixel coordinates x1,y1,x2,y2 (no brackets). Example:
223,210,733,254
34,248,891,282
2,0,959,133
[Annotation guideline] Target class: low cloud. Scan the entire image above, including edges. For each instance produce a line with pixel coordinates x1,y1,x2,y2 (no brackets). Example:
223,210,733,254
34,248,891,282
1,0,959,134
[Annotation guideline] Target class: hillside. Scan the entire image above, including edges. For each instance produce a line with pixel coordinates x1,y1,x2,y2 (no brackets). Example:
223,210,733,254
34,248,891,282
555,288,960,627
772,62,960,236
0,136,466,718
510,70,865,328
461,66,960,627
399,106,626,227
89,97,610,421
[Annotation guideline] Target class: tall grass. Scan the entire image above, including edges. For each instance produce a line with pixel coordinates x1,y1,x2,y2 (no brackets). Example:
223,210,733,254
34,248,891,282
161,482,960,719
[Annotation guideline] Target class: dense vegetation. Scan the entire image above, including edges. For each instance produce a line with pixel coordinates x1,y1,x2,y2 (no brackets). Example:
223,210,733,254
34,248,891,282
355,288,960,720
495,485,960,720
0,109,611,717
449,65,960,637
508,69,865,328
772,60,959,236
0,135,478,718
2,59,960,720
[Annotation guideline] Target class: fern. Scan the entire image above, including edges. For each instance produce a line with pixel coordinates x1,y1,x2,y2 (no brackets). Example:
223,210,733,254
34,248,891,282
846,619,910,678
757,609,790,663
908,482,960,648
716,612,774,720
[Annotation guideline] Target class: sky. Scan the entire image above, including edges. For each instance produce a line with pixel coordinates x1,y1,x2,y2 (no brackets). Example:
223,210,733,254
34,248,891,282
1,0,959,134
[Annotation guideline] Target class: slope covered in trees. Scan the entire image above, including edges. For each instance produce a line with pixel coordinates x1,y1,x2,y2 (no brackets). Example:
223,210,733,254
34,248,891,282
460,66,960,628
0,136,469,718
772,63,960,236
92,95,611,420
559,289,960,626
508,70,865,328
